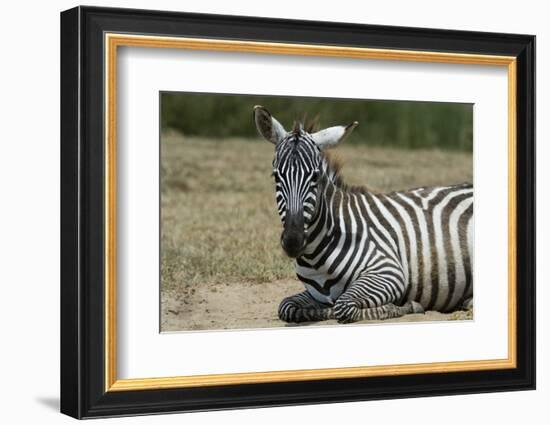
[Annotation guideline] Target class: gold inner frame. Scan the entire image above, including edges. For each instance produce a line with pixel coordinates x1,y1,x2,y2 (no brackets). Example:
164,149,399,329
104,33,517,392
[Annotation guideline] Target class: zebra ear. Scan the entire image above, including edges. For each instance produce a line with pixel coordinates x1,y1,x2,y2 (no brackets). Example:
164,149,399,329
311,121,358,149
254,105,287,145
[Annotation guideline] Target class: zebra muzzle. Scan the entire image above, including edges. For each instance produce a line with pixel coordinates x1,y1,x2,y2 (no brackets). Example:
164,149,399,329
281,213,306,258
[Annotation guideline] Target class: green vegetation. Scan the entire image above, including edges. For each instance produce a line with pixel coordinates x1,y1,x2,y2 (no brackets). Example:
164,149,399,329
161,92,473,151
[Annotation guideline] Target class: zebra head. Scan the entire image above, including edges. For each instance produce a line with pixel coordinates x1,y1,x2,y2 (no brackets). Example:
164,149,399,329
254,105,358,258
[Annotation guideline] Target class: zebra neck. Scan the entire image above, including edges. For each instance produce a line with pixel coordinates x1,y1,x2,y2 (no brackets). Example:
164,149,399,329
320,156,341,187
303,176,356,257
301,156,374,258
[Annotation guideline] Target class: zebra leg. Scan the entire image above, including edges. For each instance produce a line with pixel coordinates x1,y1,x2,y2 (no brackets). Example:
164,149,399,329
278,291,334,323
334,275,423,323
335,299,423,323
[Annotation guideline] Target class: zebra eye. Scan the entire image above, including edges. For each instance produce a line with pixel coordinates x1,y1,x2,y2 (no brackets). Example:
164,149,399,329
311,170,320,182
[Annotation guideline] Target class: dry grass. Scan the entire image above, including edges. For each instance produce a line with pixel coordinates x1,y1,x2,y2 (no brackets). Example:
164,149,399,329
160,133,472,330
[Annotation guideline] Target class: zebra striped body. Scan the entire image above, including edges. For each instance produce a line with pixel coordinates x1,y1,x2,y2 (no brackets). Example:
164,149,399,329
295,173,473,313
254,105,473,323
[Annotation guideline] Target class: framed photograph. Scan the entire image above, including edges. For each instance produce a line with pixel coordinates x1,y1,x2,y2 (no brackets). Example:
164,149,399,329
60,6,535,419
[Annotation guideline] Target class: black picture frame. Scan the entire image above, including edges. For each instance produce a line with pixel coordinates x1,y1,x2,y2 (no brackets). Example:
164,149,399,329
60,5,536,419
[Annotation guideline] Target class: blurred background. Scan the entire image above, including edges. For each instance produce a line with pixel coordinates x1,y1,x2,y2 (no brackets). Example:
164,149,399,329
161,92,473,151
160,92,473,331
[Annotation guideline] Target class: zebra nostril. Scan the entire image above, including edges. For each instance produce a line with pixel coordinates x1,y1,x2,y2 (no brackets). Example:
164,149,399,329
281,232,305,258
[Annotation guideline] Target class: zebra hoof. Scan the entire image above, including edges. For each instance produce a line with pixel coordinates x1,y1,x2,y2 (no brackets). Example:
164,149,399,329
410,301,425,314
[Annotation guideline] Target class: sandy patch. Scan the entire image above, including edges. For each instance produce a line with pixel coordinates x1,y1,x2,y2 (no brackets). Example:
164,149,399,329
161,278,472,332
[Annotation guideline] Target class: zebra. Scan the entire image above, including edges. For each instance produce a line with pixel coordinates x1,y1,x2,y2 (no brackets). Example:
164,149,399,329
253,105,474,324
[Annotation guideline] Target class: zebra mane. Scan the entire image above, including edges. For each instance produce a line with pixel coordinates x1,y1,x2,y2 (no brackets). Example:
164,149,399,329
292,115,321,135
322,151,371,194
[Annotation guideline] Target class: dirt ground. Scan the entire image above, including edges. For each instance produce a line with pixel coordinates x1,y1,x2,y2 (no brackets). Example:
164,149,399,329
160,134,473,332
161,278,473,332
